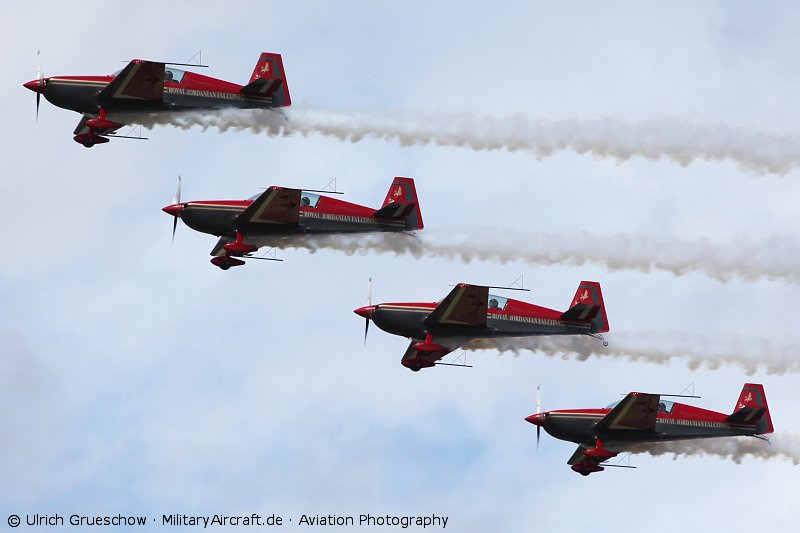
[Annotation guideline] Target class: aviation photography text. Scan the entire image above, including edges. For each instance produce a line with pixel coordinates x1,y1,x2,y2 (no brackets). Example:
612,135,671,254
9,512,450,530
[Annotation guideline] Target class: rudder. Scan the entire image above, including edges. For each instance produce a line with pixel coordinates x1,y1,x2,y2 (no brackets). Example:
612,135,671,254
568,281,609,333
731,383,773,434
380,177,424,230
242,52,291,107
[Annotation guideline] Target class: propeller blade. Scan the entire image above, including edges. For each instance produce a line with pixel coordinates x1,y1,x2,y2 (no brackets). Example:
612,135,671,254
173,175,182,205
170,175,182,243
536,385,541,451
363,277,373,346
536,385,541,414
35,50,42,122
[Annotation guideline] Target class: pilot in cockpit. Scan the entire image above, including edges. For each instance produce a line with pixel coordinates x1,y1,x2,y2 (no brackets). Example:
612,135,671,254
301,196,311,207
489,298,499,309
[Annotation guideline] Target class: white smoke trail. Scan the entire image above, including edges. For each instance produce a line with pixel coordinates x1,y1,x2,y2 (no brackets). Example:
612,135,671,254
463,331,800,375
253,229,800,285
122,106,800,175
629,435,800,465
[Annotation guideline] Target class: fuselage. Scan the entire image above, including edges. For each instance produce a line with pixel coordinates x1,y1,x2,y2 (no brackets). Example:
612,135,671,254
539,403,760,447
370,299,592,341
38,69,276,116
178,193,407,240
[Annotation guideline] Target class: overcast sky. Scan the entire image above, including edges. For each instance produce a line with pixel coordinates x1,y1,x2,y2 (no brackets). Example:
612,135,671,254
2,1,800,531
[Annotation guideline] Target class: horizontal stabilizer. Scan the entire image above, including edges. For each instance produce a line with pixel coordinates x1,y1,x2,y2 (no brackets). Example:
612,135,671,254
727,406,767,425
561,303,600,322
240,77,283,97
373,202,416,220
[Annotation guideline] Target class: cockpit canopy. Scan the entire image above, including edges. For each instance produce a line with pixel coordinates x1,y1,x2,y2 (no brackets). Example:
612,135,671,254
247,190,321,208
487,294,509,310
110,66,186,84
164,67,186,84
605,398,675,413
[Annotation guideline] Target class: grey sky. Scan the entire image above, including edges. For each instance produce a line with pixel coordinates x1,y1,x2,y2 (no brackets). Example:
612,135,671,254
2,1,799,531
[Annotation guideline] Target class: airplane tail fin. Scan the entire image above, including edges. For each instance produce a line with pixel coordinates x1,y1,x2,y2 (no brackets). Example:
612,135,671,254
241,52,291,107
728,383,773,434
561,281,609,333
374,177,424,230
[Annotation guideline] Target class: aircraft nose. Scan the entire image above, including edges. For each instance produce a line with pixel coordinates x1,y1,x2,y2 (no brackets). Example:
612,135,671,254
354,305,376,319
23,79,45,93
162,203,185,217
525,413,545,426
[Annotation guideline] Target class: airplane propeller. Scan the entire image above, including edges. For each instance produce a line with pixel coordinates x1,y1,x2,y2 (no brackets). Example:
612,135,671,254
35,50,42,121
171,175,182,242
363,277,372,345
536,385,542,451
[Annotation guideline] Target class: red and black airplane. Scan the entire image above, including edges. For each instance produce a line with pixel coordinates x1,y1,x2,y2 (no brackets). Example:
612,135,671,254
23,52,290,147
163,177,423,270
526,383,773,476
355,281,609,371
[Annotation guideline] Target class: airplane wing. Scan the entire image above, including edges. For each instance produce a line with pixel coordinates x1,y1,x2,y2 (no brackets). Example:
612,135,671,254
567,445,592,465
235,187,301,226
401,340,452,369
98,59,165,101
210,237,233,257
425,284,489,328
73,113,123,136
595,392,660,432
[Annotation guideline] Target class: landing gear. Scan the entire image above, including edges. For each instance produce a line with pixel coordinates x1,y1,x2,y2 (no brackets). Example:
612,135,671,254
209,233,254,270
73,109,119,147
588,333,608,346
73,132,109,147
410,364,421,372
210,255,245,270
